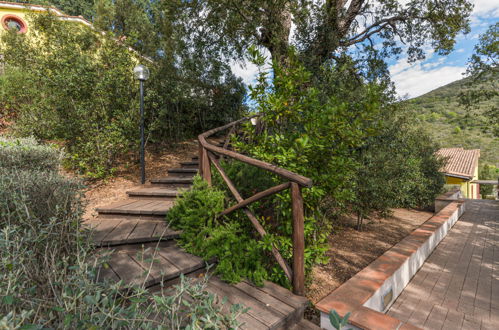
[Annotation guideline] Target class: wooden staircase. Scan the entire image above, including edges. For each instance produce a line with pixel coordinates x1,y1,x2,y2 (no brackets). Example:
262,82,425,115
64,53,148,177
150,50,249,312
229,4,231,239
86,154,319,329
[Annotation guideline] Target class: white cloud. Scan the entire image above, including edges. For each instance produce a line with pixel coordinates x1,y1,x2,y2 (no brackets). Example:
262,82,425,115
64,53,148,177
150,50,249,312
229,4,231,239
389,58,465,98
230,61,260,86
471,0,499,17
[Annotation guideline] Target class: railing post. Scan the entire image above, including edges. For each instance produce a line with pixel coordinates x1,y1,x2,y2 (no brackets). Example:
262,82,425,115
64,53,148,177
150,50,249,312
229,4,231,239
290,182,305,296
199,142,211,185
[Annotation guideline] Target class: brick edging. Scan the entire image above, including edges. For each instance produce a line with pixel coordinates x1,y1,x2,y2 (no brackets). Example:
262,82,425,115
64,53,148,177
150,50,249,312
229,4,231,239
316,201,466,330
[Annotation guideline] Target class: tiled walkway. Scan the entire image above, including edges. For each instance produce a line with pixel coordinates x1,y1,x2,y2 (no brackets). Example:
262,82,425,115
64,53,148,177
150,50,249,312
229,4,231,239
387,200,499,329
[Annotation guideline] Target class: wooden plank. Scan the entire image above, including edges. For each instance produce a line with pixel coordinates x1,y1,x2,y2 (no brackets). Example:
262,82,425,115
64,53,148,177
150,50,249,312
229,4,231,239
107,251,151,287
157,245,205,274
127,187,179,197
204,282,270,330
149,201,173,215
200,143,211,185
101,220,138,245
291,182,305,296
127,221,159,241
253,280,308,311
95,263,120,283
152,221,176,239
127,246,181,287
92,219,122,244
150,177,193,184
233,281,295,317
120,200,158,211
96,199,140,211
208,277,285,329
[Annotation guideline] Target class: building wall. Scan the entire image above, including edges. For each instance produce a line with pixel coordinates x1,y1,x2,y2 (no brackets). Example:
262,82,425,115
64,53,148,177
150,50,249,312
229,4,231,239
445,166,480,199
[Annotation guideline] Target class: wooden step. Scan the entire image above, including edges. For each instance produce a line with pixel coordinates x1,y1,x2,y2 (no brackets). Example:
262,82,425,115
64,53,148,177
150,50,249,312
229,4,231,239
180,161,199,167
150,177,193,185
127,187,180,198
96,241,206,288
86,218,180,246
96,200,173,217
148,273,310,330
168,168,198,174
290,319,322,330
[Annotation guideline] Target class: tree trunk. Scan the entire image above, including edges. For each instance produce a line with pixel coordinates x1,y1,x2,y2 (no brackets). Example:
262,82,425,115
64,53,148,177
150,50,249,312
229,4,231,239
356,213,363,231
258,3,292,68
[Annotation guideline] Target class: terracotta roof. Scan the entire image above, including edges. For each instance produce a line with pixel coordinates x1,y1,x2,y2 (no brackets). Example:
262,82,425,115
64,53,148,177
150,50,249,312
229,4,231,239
436,148,480,179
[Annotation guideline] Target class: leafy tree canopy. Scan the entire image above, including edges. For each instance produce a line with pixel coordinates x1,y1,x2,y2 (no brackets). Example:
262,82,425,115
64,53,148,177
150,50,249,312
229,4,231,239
459,22,498,137
169,0,473,71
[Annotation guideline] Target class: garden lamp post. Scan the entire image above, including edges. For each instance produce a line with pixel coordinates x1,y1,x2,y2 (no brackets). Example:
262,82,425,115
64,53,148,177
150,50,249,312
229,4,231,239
133,64,150,184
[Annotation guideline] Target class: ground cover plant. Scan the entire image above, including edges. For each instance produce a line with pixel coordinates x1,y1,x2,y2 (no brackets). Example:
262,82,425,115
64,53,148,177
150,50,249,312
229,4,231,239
0,137,245,328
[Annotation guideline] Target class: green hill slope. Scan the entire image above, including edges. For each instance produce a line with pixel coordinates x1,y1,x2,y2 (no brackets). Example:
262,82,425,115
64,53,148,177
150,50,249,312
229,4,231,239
404,76,498,166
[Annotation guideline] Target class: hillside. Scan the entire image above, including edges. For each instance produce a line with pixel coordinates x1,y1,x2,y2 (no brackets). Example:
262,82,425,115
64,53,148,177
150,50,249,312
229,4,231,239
404,76,498,166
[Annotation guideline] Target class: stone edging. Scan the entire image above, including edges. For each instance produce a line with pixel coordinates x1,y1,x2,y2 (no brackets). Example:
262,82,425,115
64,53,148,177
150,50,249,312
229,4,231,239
316,200,466,330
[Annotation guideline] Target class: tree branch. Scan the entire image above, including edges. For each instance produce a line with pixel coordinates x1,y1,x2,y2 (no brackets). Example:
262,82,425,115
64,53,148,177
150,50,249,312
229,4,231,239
341,15,406,46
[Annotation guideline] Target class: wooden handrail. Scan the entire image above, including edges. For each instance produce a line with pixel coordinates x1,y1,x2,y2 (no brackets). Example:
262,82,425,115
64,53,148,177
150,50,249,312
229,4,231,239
198,116,313,188
198,117,311,296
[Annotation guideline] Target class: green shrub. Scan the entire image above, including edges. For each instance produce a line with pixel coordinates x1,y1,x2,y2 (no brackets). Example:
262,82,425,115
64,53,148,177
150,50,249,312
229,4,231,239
1,12,246,179
0,137,61,172
168,172,328,288
167,176,270,285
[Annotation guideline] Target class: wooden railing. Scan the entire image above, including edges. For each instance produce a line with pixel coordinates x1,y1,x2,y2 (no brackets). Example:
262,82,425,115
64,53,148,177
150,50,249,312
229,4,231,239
198,116,312,296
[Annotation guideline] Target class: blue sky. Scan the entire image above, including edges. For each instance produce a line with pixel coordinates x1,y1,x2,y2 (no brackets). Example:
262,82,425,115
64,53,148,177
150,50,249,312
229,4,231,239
389,0,499,98
231,0,499,99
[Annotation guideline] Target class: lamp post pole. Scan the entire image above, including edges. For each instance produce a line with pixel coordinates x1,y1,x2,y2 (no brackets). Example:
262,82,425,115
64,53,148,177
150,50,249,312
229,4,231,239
133,64,150,185
139,79,145,184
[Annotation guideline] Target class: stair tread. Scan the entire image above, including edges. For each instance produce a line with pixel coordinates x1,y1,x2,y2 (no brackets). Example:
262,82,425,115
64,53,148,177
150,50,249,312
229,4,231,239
168,168,198,173
96,241,206,288
180,161,199,165
86,219,180,246
150,177,194,184
92,154,312,329
127,187,180,197
96,200,173,215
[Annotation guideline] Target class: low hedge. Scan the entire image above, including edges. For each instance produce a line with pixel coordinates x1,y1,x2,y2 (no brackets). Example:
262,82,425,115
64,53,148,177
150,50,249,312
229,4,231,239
0,137,61,172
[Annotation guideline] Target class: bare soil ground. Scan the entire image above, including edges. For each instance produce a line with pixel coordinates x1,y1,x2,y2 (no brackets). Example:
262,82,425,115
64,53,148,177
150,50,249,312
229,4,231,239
83,140,199,220
305,208,433,323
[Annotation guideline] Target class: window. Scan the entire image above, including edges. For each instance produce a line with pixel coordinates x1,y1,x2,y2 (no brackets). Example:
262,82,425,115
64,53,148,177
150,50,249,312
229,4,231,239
1,15,27,34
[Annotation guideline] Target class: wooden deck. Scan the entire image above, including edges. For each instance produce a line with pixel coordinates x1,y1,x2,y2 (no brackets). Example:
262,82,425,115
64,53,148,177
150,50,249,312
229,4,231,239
86,155,318,329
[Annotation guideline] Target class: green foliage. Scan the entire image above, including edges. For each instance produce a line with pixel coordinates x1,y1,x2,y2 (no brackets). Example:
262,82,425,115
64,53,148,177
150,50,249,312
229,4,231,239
329,310,351,330
0,138,245,328
0,137,61,172
159,0,472,73
479,164,499,196
1,10,246,178
352,115,446,229
1,13,138,178
460,22,499,137
236,49,444,234
405,75,499,167
167,176,271,285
